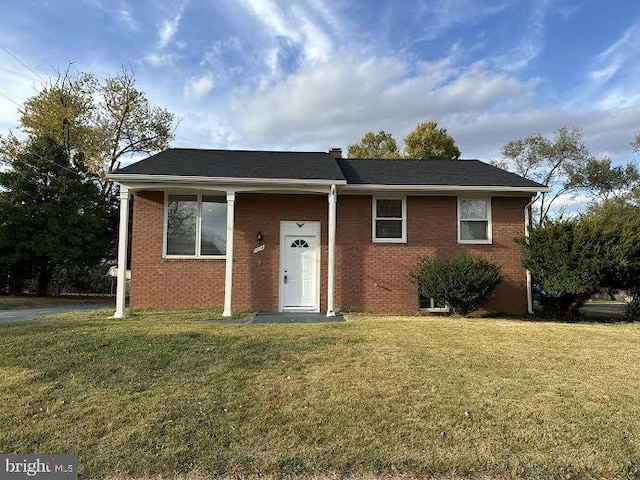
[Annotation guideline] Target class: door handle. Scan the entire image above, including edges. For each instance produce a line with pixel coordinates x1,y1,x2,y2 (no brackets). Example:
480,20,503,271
284,275,288,284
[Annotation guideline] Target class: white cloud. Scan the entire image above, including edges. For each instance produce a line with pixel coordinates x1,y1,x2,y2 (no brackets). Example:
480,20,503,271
146,52,178,68
570,20,640,110
242,0,293,39
238,0,337,78
120,0,640,176
230,53,537,150
145,1,188,67
307,0,344,32
491,0,550,71
158,17,180,49
183,73,214,100
220,45,640,166
169,108,242,149
550,192,592,217
291,4,332,63
453,107,640,161
117,3,138,31
0,64,41,135
200,37,242,67
591,21,640,83
414,0,512,41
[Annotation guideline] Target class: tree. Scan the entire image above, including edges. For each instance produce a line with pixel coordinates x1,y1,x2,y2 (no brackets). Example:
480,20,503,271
495,127,592,226
2,66,175,188
633,134,640,151
18,72,98,160
347,121,461,160
0,67,174,296
585,195,640,320
567,157,639,202
347,131,401,159
517,219,626,321
403,120,461,160
0,136,113,295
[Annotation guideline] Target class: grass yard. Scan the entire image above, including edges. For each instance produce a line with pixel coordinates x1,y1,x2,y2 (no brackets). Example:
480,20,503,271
1,310,639,479
0,295,113,310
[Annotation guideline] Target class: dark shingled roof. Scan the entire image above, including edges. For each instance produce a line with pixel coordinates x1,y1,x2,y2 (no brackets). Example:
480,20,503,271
337,158,545,188
112,148,546,189
113,148,346,181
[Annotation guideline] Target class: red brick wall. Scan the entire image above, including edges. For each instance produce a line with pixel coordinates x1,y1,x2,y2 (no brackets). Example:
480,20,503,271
233,194,329,312
130,191,226,309
334,196,529,314
130,191,530,314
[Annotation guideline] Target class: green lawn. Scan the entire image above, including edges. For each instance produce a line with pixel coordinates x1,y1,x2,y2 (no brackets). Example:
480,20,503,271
0,295,113,310
1,310,639,479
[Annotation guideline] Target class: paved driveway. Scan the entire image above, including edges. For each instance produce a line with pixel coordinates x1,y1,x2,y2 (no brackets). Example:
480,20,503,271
580,302,626,315
0,303,110,324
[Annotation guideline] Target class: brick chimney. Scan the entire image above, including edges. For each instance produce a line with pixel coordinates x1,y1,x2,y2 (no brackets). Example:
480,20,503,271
329,147,342,159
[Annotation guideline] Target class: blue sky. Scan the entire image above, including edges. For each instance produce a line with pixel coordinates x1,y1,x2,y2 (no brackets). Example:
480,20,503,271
1,0,640,180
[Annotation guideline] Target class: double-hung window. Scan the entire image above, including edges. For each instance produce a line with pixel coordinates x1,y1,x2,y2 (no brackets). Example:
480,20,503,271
373,197,406,243
165,194,227,257
458,198,491,243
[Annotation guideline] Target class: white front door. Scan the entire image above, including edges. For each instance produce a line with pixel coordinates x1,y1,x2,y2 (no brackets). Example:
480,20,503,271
280,221,320,312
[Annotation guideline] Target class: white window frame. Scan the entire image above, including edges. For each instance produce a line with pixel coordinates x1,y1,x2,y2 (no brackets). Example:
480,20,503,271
457,197,492,244
163,192,227,259
418,292,450,313
372,196,407,243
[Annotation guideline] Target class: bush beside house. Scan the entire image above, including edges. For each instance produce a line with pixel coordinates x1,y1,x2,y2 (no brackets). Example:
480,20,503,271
410,252,502,316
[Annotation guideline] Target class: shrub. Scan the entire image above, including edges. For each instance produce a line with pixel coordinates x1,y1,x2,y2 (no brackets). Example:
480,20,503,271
626,287,640,321
48,263,113,296
517,219,626,321
410,252,502,316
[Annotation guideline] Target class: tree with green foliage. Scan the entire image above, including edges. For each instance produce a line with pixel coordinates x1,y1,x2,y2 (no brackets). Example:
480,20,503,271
348,120,460,160
347,131,401,158
0,136,113,296
410,252,502,316
494,127,592,226
1,66,175,192
633,134,640,151
584,194,640,320
517,219,627,321
403,120,461,160
567,157,639,202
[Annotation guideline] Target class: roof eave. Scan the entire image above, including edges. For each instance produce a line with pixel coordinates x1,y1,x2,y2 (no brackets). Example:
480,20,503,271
108,173,347,186
339,184,549,193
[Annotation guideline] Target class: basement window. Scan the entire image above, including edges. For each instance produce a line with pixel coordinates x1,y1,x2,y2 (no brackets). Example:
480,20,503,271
419,292,449,312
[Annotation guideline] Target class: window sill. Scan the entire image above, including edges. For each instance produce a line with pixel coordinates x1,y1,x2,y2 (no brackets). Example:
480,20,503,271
419,307,450,313
163,255,226,260
458,239,492,245
373,238,407,244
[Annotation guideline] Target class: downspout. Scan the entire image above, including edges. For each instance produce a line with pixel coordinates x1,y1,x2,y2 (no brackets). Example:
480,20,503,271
524,192,542,314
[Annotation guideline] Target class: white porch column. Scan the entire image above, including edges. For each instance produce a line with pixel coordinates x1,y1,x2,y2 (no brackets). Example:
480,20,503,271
223,191,236,317
114,185,130,318
327,185,337,316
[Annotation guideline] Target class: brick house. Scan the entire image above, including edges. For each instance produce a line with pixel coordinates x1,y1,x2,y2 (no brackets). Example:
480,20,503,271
108,148,547,318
